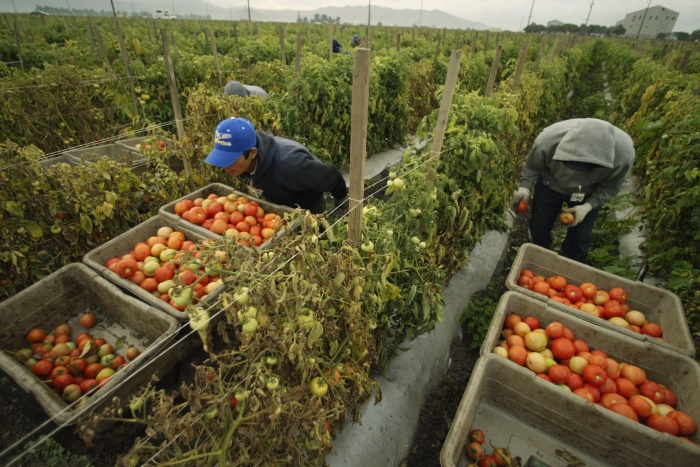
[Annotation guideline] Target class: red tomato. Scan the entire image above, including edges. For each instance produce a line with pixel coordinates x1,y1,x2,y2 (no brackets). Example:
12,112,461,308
609,402,639,422
67,358,87,376
32,359,53,378
546,275,567,291
188,207,208,225
478,455,498,467
79,313,96,330
54,323,71,336
582,364,608,387
668,411,697,436
53,373,75,394
80,379,99,394
469,429,485,444
563,284,583,303
547,364,570,384
54,355,72,367
608,287,628,304
26,328,46,344
243,203,258,217
50,365,69,379
641,322,663,337
646,414,680,436
84,363,104,379
465,441,483,460
54,334,71,344
110,355,126,370
522,316,540,330
115,259,138,278
579,282,597,299
639,381,666,403
551,337,576,360
516,200,528,213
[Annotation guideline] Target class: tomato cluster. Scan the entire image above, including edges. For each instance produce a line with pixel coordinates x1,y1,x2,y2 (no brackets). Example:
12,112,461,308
16,316,141,406
495,314,697,441
465,428,513,467
103,226,224,311
517,269,664,338
173,192,284,248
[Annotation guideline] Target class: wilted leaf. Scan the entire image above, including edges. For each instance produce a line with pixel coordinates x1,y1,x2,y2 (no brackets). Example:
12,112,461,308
80,214,93,234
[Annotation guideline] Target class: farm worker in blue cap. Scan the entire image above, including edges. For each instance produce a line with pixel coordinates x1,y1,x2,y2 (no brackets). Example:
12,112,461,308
512,118,635,263
352,35,362,47
204,118,348,214
224,80,268,98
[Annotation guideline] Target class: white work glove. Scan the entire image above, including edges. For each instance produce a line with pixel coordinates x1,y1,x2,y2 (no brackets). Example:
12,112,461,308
511,187,530,206
563,203,592,227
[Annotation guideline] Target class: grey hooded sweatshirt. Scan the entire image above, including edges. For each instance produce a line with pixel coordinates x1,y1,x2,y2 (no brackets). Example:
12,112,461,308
519,119,635,209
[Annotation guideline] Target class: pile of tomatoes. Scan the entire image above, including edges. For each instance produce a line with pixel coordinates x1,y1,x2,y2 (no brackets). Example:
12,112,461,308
464,428,513,467
103,226,224,311
494,313,697,441
516,269,664,338
15,313,141,406
172,192,285,248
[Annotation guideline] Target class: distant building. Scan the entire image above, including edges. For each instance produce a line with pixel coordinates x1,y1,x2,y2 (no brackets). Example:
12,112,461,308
619,5,678,38
547,20,564,27
152,9,176,20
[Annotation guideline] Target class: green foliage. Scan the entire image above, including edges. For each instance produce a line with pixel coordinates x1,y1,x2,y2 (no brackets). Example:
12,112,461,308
20,437,95,467
461,293,498,350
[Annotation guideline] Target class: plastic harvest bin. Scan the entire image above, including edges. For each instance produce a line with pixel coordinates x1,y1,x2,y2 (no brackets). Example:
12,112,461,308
115,135,175,152
505,243,695,357
449,291,700,465
441,353,700,467
82,215,222,321
39,154,81,168
0,263,179,441
115,136,182,171
158,182,295,248
65,143,149,175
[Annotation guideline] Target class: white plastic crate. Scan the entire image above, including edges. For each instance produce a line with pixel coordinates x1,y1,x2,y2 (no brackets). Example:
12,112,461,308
506,243,695,357
0,263,180,430
441,352,700,467
82,215,225,321
158,182,295,249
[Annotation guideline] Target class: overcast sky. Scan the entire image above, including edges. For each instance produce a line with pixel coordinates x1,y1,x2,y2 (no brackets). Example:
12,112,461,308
209,1,699,32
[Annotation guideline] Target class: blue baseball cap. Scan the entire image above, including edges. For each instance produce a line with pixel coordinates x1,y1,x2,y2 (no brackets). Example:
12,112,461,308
204,117,257,168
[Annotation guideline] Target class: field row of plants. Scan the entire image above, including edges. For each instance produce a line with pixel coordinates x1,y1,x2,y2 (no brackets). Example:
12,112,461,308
1,13,698,464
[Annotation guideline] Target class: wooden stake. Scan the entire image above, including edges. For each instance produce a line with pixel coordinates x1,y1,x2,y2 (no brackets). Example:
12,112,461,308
86,16,100,62
209,28,222,87
161,28,192,176
471,32,477,54
113,17,140,115
426,49,462,184
547,38,559,64
93,21,112,72
12,17,24,71
679,49,692,72
485,45,502,97
347,48,372,244
278,26,287,65
512,43,529,90
533,36,546,73
296,33,302,77
396,33,401,52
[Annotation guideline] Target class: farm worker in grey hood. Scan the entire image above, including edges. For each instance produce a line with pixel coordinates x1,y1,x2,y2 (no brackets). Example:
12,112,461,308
224,80,268,98
511,118,635,263
204,117,348,214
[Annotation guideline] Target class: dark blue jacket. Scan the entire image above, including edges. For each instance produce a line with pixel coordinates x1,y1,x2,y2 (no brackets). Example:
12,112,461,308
246,132,347,213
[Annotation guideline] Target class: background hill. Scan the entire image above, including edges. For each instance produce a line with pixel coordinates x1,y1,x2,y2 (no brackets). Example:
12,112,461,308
1,0,492,30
